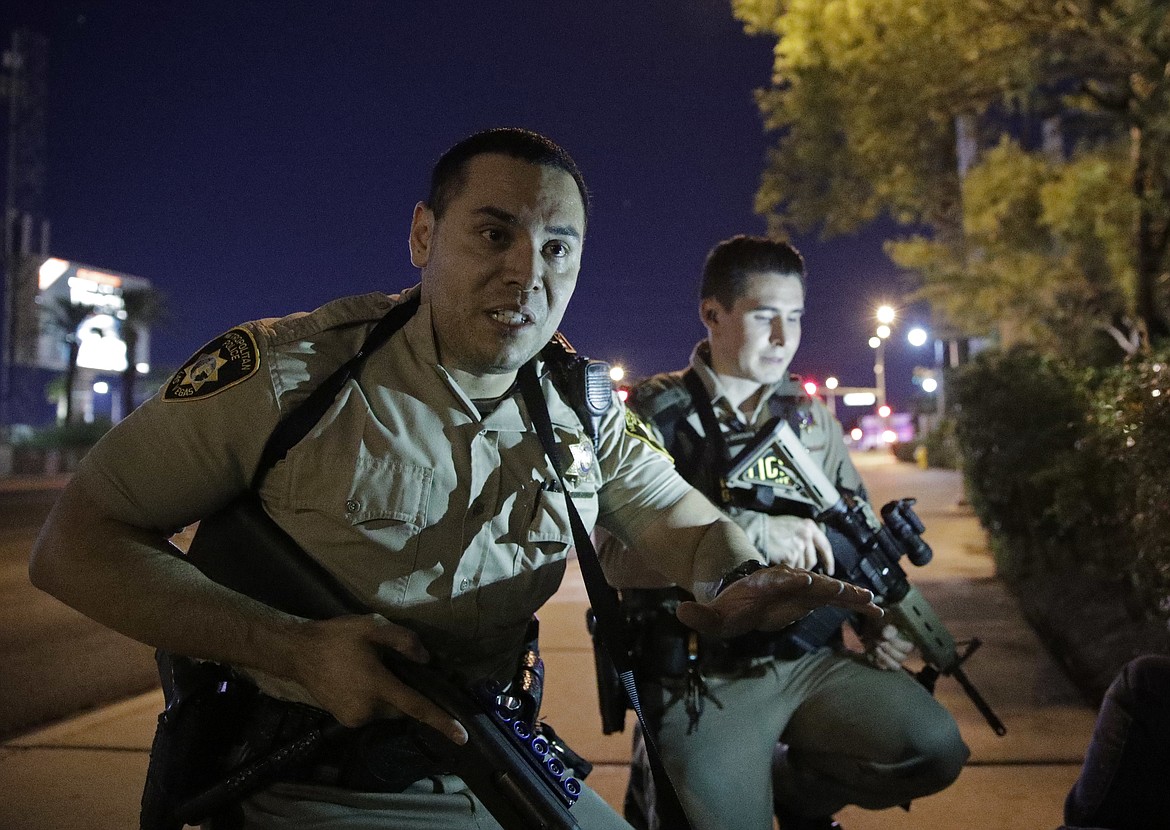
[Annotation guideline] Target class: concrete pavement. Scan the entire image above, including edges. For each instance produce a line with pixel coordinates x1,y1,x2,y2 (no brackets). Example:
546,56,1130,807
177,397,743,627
0,472,72,493
0,453,1098,828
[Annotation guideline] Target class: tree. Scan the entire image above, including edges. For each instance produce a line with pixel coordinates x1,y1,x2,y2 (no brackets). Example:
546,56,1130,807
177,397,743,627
47,298,94,426
731,0,1170,354
898,139,1139,362
1035,0,1170,344
118,286,167,419
732,0,1037,237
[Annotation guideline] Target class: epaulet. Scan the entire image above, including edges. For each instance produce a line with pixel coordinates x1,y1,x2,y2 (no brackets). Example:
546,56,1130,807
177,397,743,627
540,331,581,365
628,371,693,432
261,291,406,347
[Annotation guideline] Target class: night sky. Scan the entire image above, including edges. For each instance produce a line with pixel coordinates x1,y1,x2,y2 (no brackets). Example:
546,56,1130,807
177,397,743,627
5,0,927,419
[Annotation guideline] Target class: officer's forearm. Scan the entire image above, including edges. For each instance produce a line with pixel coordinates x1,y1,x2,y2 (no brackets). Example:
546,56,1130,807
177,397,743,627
29,477,306,682
629,489,762,600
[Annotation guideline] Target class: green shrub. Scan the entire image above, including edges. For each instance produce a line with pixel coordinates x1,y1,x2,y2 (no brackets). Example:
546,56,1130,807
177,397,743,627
1083,349,1170,618
921,418,962,469
950,347,1091,579
890,420,960,469
890,441,918,463
950,343,1170,626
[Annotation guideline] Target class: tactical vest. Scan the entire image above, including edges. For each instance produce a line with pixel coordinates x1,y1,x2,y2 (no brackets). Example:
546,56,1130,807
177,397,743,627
629,369,812,512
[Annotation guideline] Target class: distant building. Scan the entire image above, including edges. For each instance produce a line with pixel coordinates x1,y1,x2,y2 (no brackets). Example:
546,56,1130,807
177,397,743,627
5,254,154,426
1,27,156,430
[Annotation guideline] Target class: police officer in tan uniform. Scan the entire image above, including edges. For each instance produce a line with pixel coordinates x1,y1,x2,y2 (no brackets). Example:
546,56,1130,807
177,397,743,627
29,131,881,829
604,236,968,830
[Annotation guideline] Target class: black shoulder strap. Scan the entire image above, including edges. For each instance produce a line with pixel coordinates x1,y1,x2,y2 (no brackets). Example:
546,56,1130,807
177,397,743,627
682,367,729,461
517,361,695,830
687,367,811,463
250,296,420,490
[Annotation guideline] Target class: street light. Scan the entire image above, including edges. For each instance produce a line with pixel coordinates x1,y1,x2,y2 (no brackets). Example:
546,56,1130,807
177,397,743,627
906,327,944,436
870,337,886,408
871,305,894,408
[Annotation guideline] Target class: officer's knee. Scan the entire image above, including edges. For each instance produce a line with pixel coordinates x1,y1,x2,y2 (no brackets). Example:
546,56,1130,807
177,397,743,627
905,720,969,796
846,728,968,811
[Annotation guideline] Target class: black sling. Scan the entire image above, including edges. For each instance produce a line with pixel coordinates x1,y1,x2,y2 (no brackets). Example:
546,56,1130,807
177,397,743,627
518,363,695,830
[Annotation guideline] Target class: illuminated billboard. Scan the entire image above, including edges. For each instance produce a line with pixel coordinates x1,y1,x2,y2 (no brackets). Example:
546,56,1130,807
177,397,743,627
14,257,153,374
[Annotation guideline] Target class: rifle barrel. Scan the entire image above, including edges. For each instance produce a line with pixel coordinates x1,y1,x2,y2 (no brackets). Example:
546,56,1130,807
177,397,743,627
951,665,1007,736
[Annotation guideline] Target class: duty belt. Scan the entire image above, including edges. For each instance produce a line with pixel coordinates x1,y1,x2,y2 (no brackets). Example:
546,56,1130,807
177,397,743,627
623,588,819,679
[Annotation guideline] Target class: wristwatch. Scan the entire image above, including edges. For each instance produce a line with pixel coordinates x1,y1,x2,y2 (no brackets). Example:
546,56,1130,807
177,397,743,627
715,559,767,595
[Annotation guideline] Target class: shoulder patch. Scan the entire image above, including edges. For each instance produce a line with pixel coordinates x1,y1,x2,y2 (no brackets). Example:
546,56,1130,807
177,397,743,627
163,328,260,402
624,407,673,461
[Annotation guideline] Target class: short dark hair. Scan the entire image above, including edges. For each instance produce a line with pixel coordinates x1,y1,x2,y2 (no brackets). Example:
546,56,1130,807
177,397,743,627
700,235,806,308
426,128,590,221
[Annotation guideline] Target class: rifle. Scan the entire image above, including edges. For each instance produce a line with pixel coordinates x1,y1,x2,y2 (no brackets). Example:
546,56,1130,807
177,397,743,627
722,418,1007,737
169,492,585,830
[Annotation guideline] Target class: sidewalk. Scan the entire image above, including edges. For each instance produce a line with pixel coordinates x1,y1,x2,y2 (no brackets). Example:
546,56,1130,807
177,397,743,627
0,454,1098,829
0,472,72,493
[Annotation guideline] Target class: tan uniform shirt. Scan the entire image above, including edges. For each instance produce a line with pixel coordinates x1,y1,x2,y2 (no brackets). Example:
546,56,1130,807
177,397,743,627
77,287,702,686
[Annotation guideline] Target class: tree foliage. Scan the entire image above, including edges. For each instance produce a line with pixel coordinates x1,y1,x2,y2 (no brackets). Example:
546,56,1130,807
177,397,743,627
896,139,1139,362
732,0,1170,356
733,0,1038,237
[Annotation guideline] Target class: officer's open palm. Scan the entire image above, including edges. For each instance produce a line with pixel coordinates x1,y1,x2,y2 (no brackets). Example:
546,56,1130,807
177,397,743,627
290,614,469,745
675,565,880,639
764,515,834,574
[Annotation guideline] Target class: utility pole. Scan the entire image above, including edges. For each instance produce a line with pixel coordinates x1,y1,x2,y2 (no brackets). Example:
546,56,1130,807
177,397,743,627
1,27,50,434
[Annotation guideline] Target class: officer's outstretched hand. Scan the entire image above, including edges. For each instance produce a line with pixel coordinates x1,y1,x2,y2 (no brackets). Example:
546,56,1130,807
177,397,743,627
675,565,881,639
290,614,469,746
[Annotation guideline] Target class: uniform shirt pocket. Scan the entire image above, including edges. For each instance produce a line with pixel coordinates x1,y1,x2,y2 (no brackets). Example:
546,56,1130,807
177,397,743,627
282,451,432,605
801,434,828,454
527,489,574,548
342,459,431,529
523,485,600,548
501,488,587,621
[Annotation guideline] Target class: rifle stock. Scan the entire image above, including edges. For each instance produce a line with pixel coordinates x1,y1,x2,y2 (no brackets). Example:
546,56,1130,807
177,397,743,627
177,492,583,830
